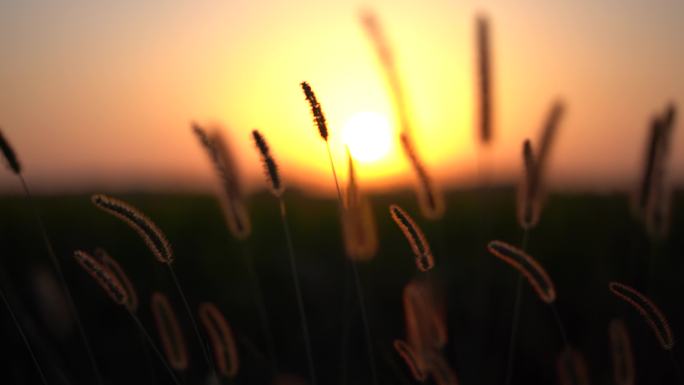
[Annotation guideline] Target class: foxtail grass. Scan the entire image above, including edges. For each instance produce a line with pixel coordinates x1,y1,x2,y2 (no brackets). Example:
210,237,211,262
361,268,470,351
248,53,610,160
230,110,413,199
390,205,434,272
73,250,129,305
341,150,378,261
359,11,443,220
301,82,328,141
301,82,379,385
518,140,540,229
504,135,563,385
403,280,447,354
359,10,410,136
536,100,565,177
338,151,379,384
609,319,635,385
91,194,216,375
398,280,458,384
72,250,181,385
198,302,240,379
489,237,569,385
94,248,139,311
252,129,317,385
487,241,556,303
609,282,674,350
400,133,444,220
475,15,492,145
519,100,565,230
0,128,104,385
192,123,251,239
252,130,284,197
636,104,675,240
630,104,676,293
91,195,173,263
194,123,277,374
151,292,190,371
638,110,671,212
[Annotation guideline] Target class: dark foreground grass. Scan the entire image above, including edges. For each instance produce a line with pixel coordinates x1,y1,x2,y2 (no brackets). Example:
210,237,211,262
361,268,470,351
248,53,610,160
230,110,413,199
0,187,682,384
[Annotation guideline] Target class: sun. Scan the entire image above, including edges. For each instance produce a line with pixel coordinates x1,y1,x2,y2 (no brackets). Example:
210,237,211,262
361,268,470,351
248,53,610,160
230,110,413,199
341,112,393,163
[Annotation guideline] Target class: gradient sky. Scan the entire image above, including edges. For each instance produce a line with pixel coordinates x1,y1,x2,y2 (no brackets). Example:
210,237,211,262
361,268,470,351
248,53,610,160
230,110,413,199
0,0,682,194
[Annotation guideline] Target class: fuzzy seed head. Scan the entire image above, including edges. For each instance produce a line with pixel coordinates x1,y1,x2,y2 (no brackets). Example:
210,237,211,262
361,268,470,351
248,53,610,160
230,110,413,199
193,122,251,239
390,204,434,271
94,248,139,312
198,303,239,378
91,194,173,264
518,139,540,229
399,134,444,220
487,240,556,303
73,250,128,306
609,281,674,350
301,81,328,140
251,130,283,197
0,129,21,174
151,292,188,371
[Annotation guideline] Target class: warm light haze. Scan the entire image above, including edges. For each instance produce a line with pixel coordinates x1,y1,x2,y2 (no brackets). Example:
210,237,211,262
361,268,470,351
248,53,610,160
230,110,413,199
0,0,682,194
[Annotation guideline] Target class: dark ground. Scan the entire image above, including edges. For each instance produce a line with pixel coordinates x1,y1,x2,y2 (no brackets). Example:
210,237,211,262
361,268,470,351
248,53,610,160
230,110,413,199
0,187,682,385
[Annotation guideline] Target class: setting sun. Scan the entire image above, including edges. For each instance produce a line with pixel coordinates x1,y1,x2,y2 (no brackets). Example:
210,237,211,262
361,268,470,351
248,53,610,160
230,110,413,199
341,111,393,163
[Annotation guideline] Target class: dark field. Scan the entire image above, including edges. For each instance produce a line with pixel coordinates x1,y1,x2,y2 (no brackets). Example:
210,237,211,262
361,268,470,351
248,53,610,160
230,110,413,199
0,188,683,385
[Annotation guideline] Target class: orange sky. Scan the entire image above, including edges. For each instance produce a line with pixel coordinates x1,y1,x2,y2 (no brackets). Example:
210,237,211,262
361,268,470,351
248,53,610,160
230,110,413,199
0,0,682,195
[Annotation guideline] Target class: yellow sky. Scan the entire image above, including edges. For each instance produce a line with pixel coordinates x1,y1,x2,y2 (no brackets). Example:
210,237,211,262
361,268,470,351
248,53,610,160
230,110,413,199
0,0,682,194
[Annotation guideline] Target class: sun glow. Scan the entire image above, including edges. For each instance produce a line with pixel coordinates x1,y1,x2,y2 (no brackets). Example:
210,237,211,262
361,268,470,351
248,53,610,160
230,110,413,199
341,112,393,163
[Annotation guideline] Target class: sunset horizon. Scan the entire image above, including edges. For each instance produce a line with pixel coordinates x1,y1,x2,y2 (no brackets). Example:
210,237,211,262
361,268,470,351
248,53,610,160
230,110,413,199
1,0,682,195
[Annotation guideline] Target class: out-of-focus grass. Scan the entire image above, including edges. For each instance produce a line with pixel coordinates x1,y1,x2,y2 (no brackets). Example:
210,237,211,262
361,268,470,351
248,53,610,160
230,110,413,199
0,187,682,384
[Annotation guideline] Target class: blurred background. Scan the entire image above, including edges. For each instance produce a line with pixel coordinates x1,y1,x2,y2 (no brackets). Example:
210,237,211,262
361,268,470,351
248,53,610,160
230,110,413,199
0,0,682,194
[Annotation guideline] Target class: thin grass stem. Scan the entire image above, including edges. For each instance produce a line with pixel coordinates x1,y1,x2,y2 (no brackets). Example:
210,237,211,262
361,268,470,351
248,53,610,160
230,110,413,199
503,229,529,385
278,198,317,385
18,175,103,385
240,243,279,375
339,258,352,385
135,326,159,385
326,142,379,385
167,264,216,376
325,142,344,205
549,303,569,349
669,350,682,385
0,286,49,385
128,310,183,385
351,260,379,385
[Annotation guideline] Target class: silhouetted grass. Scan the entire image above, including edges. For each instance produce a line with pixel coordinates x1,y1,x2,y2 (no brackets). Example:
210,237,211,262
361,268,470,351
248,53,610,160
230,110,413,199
0,188,683,384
